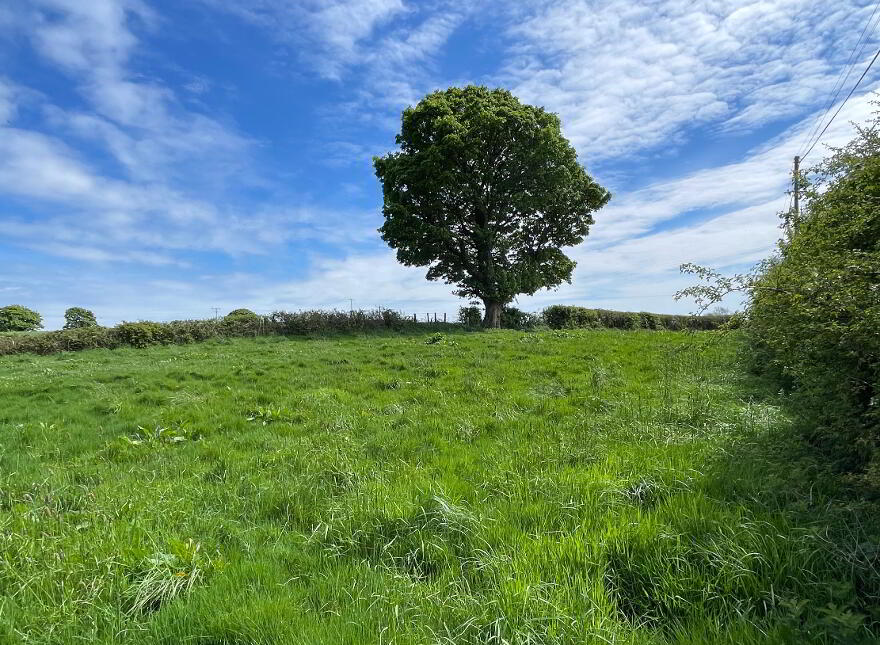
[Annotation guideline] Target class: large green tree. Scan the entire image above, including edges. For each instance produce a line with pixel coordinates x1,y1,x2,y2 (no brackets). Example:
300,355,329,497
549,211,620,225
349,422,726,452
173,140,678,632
374,86,610,327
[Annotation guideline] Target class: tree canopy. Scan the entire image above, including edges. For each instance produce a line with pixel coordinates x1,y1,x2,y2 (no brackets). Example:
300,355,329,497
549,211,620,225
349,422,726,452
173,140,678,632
0,305,43,332
63,307,98,329
374,86,610,327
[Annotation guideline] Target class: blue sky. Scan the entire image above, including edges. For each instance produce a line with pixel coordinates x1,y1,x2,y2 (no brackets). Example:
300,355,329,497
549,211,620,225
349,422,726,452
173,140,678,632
1,0,879,329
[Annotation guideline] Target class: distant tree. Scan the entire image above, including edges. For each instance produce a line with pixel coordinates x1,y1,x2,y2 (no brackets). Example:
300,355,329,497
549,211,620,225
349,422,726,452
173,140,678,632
0,305,43,332
63,307,98,329
374,85,610,327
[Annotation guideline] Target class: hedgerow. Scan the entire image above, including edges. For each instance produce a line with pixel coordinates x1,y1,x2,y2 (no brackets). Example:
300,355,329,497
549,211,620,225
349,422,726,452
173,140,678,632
0,310,447,356
0,305,730,357
676,110,880,490
542,305,730,331
746,118,880,483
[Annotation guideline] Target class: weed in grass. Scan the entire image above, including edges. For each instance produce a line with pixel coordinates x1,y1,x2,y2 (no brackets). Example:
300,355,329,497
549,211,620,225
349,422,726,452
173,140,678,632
245,405,294,425
126,539,219,616
123,422,201,445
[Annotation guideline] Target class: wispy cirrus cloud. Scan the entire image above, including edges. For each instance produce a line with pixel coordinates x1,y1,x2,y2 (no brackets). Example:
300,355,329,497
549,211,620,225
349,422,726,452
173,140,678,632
201,0,407,79
205,0,471,129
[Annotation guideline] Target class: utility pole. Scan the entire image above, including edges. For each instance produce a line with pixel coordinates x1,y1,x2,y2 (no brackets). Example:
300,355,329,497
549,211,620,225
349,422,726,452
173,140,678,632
793,155,800,218
211,307,220,320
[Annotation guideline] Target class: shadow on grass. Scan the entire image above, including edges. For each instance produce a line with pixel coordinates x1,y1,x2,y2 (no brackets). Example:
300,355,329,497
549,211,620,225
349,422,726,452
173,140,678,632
694,368,880,643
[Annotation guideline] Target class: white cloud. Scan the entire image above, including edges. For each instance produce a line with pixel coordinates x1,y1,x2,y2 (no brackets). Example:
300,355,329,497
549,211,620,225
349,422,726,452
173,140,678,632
589,87,879,247
204,0,469,130
207,0,880,168
0,0,315,263
201,0,407,79
28,242,187,266
28,0,149,73
0,125,383,259
502,0,880,163
0,79,19,124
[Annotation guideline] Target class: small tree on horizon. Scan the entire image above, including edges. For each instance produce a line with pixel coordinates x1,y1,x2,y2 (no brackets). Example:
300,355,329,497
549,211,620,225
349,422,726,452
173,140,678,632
0,305,43,332
374,85,610,327
63,307,98,329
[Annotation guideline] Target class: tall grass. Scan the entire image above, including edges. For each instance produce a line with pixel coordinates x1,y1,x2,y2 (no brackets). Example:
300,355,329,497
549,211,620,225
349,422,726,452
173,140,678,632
0,330,877,643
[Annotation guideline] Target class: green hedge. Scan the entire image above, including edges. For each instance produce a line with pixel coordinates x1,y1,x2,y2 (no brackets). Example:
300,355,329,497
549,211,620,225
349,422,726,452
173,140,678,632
745,116,880,481
0,305,732,357
542,305,731,331
0,310,450,356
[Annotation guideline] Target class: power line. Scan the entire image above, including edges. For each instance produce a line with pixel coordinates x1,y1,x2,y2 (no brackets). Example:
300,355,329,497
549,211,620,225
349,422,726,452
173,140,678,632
802,47,880,160
797,0,880,158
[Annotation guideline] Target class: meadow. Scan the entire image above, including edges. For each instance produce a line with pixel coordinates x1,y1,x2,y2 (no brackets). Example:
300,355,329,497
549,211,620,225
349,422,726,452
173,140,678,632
1,329,878,644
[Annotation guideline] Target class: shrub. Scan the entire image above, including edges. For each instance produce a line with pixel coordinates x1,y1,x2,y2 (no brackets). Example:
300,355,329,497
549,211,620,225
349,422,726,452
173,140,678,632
63,307,98,329
0,305,42,331
268,309,429,335
597,309,626,328
501,306,542,330
115,322,174,348
458,305,482,327
380,309,406,329
221,310,263,336
456,304,541,329
166,320,225,344
543,305,598,329
58,326,114,351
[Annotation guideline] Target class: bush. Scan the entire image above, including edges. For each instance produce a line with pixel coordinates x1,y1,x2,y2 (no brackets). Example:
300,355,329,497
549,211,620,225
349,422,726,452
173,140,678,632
114,322,174,349
63,307,98,329
458,305,482,327
457,304,542,329
0,305,42,331
542,305,598,329
268,309,423,335
501,306,542,330
221,310,263,336
379,308,407,329
58,326,114,351
0,326,118,355
165,320,226,344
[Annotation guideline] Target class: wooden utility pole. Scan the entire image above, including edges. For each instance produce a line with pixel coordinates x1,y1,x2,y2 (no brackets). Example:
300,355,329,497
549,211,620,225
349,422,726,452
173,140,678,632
793,155,800,217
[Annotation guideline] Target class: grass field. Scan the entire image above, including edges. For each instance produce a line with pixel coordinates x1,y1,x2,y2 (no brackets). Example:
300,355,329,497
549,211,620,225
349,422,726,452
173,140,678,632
1,330,878,644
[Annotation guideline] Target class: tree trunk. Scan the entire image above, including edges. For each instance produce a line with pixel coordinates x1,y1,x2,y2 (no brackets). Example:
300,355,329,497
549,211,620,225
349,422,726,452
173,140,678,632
482,300,503,328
